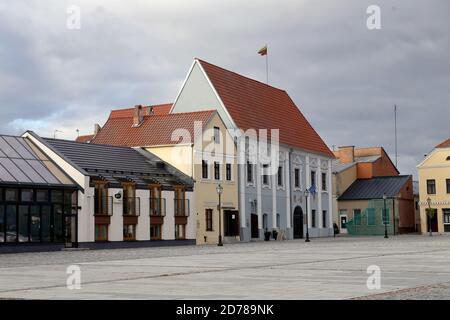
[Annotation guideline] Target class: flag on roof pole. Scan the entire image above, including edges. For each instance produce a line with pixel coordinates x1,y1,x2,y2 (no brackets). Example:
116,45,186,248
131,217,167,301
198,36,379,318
258,45,267,56
258,45,269,84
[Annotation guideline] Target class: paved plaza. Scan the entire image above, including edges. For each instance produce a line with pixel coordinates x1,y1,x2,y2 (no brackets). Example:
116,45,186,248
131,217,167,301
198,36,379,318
1,235,450,299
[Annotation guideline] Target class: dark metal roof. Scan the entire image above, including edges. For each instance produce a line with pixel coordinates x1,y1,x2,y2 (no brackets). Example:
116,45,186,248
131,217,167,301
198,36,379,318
42,138,194,190
338,175,411,201
0,135,78,188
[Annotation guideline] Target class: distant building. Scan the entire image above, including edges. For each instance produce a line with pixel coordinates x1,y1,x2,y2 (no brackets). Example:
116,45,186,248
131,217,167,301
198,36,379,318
417,138,450,234
332,146,415,235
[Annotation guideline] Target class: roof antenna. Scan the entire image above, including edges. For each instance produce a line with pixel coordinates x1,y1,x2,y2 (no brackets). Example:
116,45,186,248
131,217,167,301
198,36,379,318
76,129,80,138
54,129,63,139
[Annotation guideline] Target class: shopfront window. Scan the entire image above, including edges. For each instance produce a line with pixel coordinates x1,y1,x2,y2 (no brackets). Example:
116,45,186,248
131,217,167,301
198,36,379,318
95,224,109,241
150,224,162,240
123,224,136,241
175,224,186,240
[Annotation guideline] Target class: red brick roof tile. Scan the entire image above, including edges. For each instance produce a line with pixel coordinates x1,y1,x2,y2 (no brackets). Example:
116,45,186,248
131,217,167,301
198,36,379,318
110,103,172,119
197,59,334,158
436,138,450,148
92,110,215,147
75,134,94,143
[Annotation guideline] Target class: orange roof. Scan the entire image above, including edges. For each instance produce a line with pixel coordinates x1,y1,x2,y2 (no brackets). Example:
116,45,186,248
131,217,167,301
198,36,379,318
92,110,216,147
75,134,94,143
196,59,334,158
436,138,450,148
110,103,172,119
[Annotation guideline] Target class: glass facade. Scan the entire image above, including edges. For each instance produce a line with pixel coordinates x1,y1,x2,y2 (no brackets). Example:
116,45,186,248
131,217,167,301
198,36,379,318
0,187,77,244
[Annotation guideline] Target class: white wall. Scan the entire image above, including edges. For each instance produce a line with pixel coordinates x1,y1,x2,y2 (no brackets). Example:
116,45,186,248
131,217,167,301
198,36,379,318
136,189,150,240
162,190,175,240
109,188,124,241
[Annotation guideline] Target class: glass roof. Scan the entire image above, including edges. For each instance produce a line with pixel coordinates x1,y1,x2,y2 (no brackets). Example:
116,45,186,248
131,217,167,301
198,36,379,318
0,135,77,187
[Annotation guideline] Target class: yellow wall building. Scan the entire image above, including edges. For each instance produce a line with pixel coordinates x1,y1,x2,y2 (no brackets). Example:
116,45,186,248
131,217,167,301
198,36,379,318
146,112,240,245
417,138,450,234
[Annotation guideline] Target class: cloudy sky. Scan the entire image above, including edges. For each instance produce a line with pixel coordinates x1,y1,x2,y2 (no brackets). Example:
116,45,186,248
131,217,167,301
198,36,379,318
0,0,449,178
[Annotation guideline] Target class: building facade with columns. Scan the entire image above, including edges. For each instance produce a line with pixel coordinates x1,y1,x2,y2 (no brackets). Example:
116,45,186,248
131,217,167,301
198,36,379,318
170,58,335,240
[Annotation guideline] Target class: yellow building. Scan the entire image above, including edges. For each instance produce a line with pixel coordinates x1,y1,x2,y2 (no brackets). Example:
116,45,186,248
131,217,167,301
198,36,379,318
92,105,240,245
417,138,450,234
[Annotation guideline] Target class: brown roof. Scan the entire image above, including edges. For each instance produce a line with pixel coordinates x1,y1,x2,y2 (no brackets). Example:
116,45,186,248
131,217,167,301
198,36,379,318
91,110,216,147
75,134,95,143
196,59,334,158
436,138,450,148
110,103,172,119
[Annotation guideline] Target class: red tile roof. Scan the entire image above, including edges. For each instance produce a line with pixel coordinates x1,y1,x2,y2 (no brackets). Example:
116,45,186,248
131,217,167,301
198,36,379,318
436,138,450,148
110,103,172,119
75,134,95,143
196,59,334,158
92,110,216,147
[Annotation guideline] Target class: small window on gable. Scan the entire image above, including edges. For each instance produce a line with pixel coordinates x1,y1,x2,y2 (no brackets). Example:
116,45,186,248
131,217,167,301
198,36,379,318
446,156,450,161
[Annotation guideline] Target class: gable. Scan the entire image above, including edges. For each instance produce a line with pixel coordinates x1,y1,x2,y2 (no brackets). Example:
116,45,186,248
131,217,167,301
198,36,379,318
171,62,235,129
418,148,450,168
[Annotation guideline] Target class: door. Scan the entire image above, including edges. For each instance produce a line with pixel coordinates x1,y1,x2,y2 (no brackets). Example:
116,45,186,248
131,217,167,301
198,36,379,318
224,210,239,237
293,206,304,239
426,209,438,233
251,214,259,238
340,214,348,234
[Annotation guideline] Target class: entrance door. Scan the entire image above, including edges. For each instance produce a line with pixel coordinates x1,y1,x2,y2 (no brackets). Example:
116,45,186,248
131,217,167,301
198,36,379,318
224,210,239,237
293,206,304,239
426,209,438,233
340,214,348,234
251,214,259,238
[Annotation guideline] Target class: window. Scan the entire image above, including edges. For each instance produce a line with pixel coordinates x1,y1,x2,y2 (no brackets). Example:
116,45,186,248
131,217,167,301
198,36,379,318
262,164,269,185
294,168,300,188
36,190,48,202
214,126,220,143
311,210,316,228
322,210,327,228
276,214,280,229
18,205,29,242
51,190,63,203
175,224,186,239
95,224,108,241
150,224,162,240
321,173,327,191
123,224,136,241
0,205,4,243
277,166,283,186
427,179,436,194
311,171,316,187
247,161,253,183
94,183,109,215
447,179,450,194
443,209,450,224
205,209,213,231
123,184,138,216
367,208,376,226
226,163,232,181
202,160,208,179
5,189,18,201
214,162,220,180
354,209,362,225
21,189,33,202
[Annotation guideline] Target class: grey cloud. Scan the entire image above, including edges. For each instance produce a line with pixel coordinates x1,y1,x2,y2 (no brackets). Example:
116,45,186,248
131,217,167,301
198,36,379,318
0,0,449,178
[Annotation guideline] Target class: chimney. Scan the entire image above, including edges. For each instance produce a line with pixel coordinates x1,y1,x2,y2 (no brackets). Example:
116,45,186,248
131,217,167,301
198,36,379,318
132,105,144,127
94,123,101,135
338,146,355,164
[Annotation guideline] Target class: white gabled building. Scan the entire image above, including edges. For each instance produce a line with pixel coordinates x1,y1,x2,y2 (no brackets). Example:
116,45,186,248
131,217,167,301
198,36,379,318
170,59,335,240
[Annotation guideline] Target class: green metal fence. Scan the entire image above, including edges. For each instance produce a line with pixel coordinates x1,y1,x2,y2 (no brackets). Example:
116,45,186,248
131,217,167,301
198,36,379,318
346,199,395,236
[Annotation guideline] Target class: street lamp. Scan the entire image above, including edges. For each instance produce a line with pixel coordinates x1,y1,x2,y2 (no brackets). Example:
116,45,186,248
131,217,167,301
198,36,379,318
304,189,310,242
427,197,432,236
216,184,224,246
383,194,388,239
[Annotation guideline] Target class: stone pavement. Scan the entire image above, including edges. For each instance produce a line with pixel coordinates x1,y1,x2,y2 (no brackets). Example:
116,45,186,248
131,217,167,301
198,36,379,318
1,235,450,299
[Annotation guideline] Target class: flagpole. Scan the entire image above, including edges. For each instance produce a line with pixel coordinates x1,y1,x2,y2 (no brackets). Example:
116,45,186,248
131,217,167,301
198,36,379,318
394,104,398,168
266,45,269,85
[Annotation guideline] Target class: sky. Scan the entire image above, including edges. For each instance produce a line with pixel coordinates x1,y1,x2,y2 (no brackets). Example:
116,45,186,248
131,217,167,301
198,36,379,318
0,0,449,178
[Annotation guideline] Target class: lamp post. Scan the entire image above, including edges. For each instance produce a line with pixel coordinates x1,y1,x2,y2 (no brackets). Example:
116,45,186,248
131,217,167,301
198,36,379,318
383,194,388,239
427,197,432,237
216,184,224,246
304,189,310,242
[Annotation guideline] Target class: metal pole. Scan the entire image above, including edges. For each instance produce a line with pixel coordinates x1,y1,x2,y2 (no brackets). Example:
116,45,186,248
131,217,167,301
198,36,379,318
218,191,223,246
394,105,398,168
305,194,310,242
384,198,388,238
266,47,269,85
